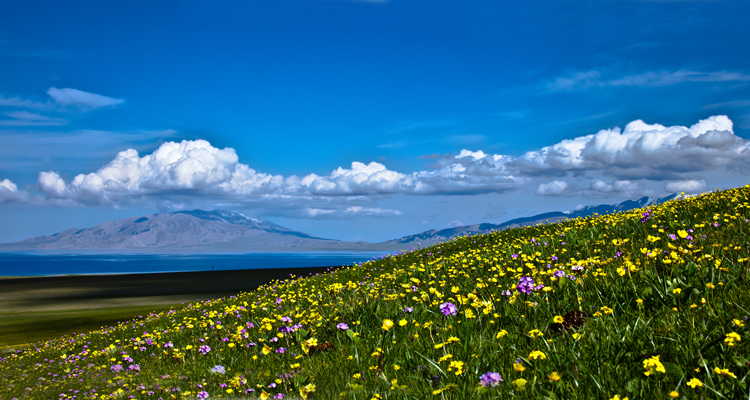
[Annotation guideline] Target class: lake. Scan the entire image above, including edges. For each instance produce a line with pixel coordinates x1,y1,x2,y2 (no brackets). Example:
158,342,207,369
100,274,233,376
0,251,391,276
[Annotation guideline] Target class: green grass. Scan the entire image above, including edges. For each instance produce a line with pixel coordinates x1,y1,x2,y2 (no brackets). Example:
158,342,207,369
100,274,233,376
2,185,749,399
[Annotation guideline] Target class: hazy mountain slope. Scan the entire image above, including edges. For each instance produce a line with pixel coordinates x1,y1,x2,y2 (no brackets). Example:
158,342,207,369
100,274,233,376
0,210,384,251
383,194,677,246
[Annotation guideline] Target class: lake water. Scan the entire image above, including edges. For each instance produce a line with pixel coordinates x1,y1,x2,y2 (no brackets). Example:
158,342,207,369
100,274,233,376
0,251,391,276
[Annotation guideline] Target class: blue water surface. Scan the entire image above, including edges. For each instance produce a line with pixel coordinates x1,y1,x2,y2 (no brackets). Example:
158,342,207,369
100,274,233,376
0,252,390,276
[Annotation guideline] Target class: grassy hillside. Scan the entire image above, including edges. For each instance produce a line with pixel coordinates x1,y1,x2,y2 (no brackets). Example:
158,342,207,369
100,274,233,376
2,186,749,400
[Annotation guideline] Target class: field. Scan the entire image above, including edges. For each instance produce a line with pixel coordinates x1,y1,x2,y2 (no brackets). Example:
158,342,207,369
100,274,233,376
0,267,334,348
1,186,749,399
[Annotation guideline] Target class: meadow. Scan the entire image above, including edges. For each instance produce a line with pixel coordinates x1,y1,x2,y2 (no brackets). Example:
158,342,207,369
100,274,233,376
1,185,749,399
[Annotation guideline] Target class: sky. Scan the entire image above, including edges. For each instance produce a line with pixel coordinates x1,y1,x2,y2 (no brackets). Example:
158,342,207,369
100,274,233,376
1,0,749,244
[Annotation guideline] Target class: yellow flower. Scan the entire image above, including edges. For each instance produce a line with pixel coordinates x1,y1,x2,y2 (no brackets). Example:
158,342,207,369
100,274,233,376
260,392,270,400
299,383,316,400
448,360,465,375
529,350,546,360
672,288,682,294
713,367,737,378
513,362,526,372
548,371,561,382
643,355,665,376
678,230,688,238
572,333,582,340
609,396,629,400
382,319,394,331
553,316,564,323
496,330,508,339
686,378,703,388
733,319,745,328
353,373,361,379
226,389,233,394
706,283,715,289
528,329,543,338
668,391,679,398
724,332,741,346
636,299,643,304
512,378,527,389
262,345,272,355
398,319,408,326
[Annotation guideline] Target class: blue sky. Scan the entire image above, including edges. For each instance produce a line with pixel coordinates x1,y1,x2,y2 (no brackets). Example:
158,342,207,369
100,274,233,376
1,0,749,243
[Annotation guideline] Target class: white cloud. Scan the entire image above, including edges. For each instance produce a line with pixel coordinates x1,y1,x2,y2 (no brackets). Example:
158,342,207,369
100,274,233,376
0,178,33,204
511,115,750,179
664,179,706,194
536,180,570,196
0,94,49,109
47,87,125,111
0,110,67,126
547,69,750,92
16,115,750,210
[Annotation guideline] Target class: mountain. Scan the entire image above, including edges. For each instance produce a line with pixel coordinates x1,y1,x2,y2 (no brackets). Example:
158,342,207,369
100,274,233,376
382,194,677,246
0,210,387,251
0,194,678,252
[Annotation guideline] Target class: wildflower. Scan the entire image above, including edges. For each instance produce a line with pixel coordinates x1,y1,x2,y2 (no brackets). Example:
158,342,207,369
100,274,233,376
262,345,272,355
512,378,527,389
479,371,502,387
399,319,408,326
724,332,741,346
337,323,349,330
382,319,394,331
404,307,414,313
713,367,737,378
516,276,535,294
529,350,546,360
299,383,316,400
672,288,681,295
553,270,565,278
528,329,543,338
548,371,561,382
199,345,210,355
572,333,582,340
668,391,679,399
110,364,123,373
513,361,526,372
439,302,458,316
496,330,508,339
448,360,465,375
643,355,665,376
733,319,745,327
127,364,140,372
197,391,209,399
686,378,703,388
609,396,629,400
211,365,226,375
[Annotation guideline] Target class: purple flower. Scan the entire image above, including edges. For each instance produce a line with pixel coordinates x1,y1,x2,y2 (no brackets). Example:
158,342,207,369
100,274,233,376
553,270,565,278
110,364,123,373
281,316,292,323
479,371,503,388
501,290,512,296
211,365,226,375
197,391,209,399
337,323,350,330
511,254,519,259
274,394,285,399
571,266,584,271
276,347,287,354
439,302,458,316
199,346,210,355
127,364,140,372
516,276,535,295
669,234,677,240
713,222,719,227
164,342,173,348
404,307,414,313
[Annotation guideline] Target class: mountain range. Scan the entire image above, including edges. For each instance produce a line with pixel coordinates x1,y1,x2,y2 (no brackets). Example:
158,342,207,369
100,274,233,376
0,194,676,252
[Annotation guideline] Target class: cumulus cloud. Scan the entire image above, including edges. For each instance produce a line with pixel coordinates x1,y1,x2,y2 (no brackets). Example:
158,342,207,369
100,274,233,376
510,115,750,179
536,180,573,196
664,179,706,194
16,115,750,211
46,87,125,111
0,178,33,204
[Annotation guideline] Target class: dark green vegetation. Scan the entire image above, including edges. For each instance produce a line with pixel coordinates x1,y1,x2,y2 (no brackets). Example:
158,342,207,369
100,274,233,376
0,267,333,348
1,186,749,399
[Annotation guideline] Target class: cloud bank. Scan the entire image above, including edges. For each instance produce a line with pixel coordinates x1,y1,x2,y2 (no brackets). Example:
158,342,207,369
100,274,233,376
46,87,125,111
2,115,748,215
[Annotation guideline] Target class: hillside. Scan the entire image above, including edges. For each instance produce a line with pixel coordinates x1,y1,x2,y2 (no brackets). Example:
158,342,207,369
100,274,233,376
1,186,748,399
